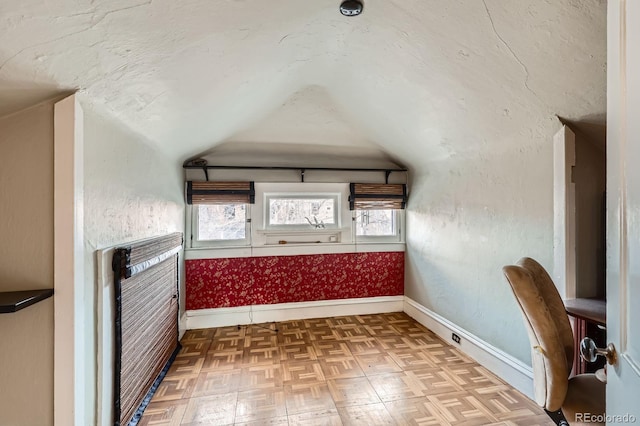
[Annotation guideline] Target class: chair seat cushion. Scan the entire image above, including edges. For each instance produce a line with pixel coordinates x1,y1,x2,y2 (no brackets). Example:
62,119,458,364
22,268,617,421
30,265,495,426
562,373,606,425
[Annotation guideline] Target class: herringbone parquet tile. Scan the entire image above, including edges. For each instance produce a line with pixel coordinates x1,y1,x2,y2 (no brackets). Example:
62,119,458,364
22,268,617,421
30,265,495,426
212,336,246,352
181,328,216,342
284,382,336,415
355,353,403,376
279,330,312,346
319,356,366,380
180,393,237,425
313,340,353,358
388,349,436,370
139,399,189,426
151,374,198,401
140,313,552,425
191,369,242,397
327,376,381,407
178,340,211,358
166,355,204,378
235,388,287,423
282,361,325,383
366,372,425,402
377,334,413,351
347,337,384,355
280,343,318,363
337,402,396,425
201,349,243,372
239,364,283,390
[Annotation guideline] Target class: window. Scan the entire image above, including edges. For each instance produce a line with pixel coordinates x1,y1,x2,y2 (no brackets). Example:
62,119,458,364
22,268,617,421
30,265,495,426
355,209,395,236
266,194,339,229
355,209,402,241
192,204,249,246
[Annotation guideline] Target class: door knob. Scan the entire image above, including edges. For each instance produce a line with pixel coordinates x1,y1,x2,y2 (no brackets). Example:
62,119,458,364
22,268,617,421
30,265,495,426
580,337,617,365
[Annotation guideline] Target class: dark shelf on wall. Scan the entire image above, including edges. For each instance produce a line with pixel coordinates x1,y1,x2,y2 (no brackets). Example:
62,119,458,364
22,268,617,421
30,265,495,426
183,164,409,183
0,289,54,313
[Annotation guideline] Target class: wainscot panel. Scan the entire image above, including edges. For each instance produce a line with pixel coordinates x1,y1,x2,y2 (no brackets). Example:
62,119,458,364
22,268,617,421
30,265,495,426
185,251,404,309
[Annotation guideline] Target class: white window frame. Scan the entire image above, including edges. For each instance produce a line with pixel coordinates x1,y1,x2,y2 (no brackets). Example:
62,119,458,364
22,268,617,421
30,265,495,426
353,209,404,243
264,192,341,231
188,203,251,248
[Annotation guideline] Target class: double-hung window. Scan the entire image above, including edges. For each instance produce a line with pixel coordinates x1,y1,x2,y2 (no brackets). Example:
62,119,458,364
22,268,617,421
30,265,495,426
187,181,254,247
355,209,396,236
192,203,250,247
350,183,406,242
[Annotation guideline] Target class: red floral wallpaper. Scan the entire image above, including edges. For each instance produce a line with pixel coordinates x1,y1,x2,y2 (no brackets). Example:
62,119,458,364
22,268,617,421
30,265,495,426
185,252,404,310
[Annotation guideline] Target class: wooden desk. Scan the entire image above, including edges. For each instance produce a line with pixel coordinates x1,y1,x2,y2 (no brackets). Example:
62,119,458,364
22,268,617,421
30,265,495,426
565,298,606,374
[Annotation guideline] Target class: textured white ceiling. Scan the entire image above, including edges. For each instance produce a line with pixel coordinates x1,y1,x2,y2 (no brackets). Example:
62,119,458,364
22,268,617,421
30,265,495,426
0,0,606,167
230,85,373,148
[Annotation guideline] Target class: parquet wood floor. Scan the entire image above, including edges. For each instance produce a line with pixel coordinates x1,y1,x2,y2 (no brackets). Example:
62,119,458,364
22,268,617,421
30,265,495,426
140,312,552,425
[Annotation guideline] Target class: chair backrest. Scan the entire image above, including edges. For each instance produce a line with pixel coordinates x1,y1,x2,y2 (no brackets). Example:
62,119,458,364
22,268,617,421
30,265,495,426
502,257,575,411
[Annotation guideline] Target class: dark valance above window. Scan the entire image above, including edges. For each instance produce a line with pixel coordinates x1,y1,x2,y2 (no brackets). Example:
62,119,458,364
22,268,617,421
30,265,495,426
186,181,255,205
349,183,407,210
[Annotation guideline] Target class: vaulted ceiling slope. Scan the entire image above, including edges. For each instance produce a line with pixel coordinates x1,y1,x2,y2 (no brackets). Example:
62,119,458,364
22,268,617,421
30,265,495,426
0,0,606,168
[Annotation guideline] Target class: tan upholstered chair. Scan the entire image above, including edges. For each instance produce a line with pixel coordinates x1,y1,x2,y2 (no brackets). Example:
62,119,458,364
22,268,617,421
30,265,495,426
502,257,605,426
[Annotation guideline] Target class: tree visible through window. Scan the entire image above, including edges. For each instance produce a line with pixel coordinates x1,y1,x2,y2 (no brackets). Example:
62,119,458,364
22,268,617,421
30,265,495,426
356,210,395,236
197,204,246,240
268,197,336,228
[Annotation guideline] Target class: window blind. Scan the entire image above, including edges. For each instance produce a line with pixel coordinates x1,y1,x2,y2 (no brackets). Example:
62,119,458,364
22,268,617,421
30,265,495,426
186,181,255,205
349,183,407,210
112,232,182,426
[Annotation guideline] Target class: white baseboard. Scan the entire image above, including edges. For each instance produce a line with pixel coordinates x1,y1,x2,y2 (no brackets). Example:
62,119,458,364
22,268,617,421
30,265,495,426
96,248,115,426
186,296,404,329
403,297,534,399
179,313,187,340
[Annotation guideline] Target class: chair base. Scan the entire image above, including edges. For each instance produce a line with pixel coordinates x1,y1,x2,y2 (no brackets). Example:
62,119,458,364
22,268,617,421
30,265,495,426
545,409,569,426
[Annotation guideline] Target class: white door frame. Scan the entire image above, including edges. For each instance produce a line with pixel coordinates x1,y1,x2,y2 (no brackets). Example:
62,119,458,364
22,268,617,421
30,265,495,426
553,124,577,299
53,94,85,425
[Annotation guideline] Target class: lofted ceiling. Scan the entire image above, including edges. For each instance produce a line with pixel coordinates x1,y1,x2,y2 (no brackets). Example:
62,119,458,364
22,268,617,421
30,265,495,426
0,0,606,169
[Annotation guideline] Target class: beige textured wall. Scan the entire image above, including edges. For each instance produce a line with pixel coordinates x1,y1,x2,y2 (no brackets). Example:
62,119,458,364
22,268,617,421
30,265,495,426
0,103,55,426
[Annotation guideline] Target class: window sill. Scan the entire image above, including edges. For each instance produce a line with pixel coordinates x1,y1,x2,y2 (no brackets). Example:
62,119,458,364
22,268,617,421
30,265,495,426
255,228,348,235
184,242,405,260
256,228,348,245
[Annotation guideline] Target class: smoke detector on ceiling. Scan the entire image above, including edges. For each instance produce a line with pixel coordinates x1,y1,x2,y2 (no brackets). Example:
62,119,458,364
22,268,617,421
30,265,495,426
340,0,363,16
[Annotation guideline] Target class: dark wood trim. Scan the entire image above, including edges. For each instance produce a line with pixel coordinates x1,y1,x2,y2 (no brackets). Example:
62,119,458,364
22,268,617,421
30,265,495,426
565,298,606,325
